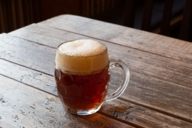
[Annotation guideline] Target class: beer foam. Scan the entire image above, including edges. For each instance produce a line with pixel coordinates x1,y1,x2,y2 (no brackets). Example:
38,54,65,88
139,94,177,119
55,39,109,75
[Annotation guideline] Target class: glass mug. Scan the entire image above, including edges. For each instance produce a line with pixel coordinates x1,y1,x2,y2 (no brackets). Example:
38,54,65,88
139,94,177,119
55,39,130,115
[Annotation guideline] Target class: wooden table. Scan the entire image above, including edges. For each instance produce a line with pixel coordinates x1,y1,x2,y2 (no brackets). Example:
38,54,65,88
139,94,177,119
0,15,192,128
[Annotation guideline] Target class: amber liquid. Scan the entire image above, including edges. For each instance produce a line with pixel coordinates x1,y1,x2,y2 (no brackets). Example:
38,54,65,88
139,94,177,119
55,67,109,110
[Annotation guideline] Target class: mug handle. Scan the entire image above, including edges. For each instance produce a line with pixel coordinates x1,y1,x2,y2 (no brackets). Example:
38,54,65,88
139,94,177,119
105,59,130,102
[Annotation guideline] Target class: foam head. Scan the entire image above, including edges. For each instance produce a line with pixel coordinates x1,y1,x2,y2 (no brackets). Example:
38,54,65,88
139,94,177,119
55,39,109,75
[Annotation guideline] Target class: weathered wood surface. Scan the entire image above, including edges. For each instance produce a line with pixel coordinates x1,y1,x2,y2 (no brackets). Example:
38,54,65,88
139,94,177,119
6,24,192,118
40,15,192,63
10,24,192,89
0,15,192,127
0,75,134,128
0,35,192,127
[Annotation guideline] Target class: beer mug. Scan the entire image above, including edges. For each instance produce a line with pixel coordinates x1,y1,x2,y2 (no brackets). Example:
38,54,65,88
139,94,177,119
55,39,130,115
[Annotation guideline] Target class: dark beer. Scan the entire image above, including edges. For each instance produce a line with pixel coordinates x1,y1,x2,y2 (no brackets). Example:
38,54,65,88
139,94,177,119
55,66,109,110
55,39,109,114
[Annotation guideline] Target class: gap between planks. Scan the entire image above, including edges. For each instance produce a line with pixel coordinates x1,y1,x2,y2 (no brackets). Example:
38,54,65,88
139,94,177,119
119,97,192,123
9,24,192,71
0,74,135,128
1,33,192,119
1,27,192,123
10,23,192,65
1,71,192,128
8,29,192,90
0,58,192,125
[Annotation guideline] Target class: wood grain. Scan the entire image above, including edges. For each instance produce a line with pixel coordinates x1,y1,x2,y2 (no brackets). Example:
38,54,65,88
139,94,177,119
125,72,192,121
101,99,192,128
2,15,192,127
0,59,57,95
0,30,191,123
10,25,192,89
0,34,55,74
40,15,192,63
0,59,191,128
0,75,133,128
9,24,85,48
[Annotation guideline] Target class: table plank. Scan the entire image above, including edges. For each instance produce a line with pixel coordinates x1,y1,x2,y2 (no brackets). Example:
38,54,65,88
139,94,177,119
0,33,192,122
0,59,192,128
126,72,192,121
9,25,192,89
0,34,55,74
0,75,133,128
9,24,85,48
2,14,192,128
0,59,57,95
40,15,192,64
102,100,192,128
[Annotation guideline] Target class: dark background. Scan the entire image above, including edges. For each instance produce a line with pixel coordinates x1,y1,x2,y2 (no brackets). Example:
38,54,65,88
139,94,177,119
0,0,192,41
